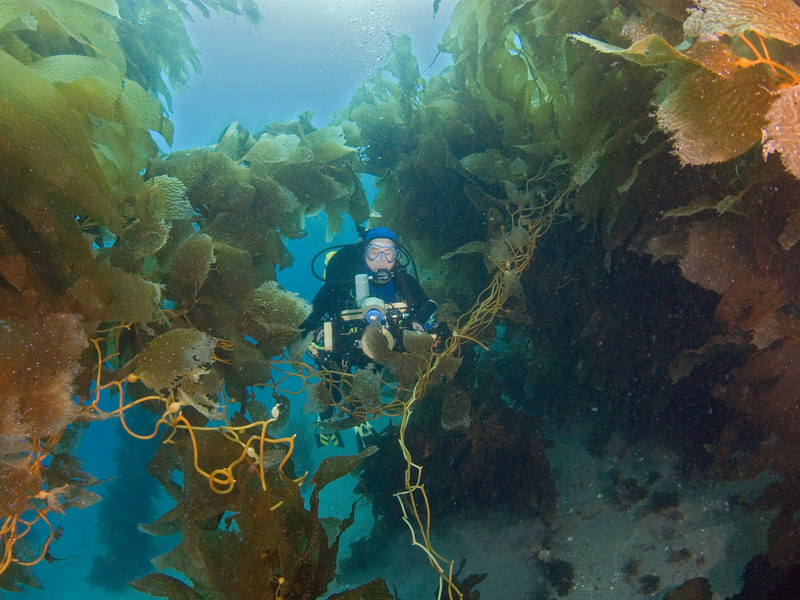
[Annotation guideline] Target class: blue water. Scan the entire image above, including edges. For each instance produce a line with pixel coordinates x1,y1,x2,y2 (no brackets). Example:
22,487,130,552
168,0,455,151
22,2,455,598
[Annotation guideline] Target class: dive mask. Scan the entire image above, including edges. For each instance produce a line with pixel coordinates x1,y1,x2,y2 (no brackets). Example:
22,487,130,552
365,243,397,262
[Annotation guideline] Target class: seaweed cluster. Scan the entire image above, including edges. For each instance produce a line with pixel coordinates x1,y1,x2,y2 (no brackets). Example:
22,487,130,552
337,0,800,588
5,0,800,597
0,1,379,597
357,390,558,526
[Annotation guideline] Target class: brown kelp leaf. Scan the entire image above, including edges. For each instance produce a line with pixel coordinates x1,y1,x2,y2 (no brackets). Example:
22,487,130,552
209,241,254,304
663,578,712,600
429,355,463,386
442,240,489,260
229,343,271,388
655,67,773,165
570,33,694,67
30,54,172,145
684,0,800,45
134,328,216,392
763,84,800,181
46,454,99,488
117,219,172,258
272,163,351,241
682,41,740,79
0,462,42,514
242,280,310,355
149,529,229,591
778,204,800,250
663,192,746,219
327,578,395,600
715,271,790,333
347,368,381,408
0,314,86,438
138,510,182,537
441,386,471,431
242,133,301,165
130,572,204,600
168,233,214,303
362,323,396,366
46,485,101,513
157,149,256,211
750,311,800,350
638,0,694,22
718,338,800,441
307,380,335,414
144,175,192,220
303,126,357,164
94,264,162,323
402,329,434,354
247,281,310,327
347,180,370,226
0,54,120,230
385,352,427,388
677,221,752,294
463,183,506,210
215,121,254,160
309,447,378,494
668,333,739,382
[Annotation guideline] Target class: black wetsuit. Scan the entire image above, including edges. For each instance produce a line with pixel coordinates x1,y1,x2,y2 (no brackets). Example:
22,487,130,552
301,242,429,336
302,243,431,447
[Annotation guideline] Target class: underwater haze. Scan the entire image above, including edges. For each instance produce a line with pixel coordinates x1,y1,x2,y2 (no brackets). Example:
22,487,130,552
170,0,454,151
3,1,800,599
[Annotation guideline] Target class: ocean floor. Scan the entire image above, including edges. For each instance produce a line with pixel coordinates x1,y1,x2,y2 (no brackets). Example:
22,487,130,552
539,426,777,600
16,413,778,600
327,420,778,600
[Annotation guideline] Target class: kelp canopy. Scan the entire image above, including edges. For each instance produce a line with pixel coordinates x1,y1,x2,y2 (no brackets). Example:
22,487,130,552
3,0,800,598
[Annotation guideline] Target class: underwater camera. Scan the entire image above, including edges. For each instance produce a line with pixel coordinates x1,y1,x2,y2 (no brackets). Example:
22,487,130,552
312,274,439,368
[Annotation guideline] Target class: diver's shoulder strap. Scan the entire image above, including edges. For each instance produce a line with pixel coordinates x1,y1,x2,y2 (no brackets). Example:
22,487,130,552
324,243,363,282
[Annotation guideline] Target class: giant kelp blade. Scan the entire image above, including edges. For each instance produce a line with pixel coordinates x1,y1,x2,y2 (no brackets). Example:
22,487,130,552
685,0,800,45
303,125,357,164
0,463,43,515
655,66,773,165
76,0,119,16
0,560,42,593
134,328,216,392
130,572,204,600
763,83,800,180
309,447,378,495
0,0,36,30
30,55,173,143
0,51,120,229
46,0,127,70
327,578,395,600
570,33,696,67
0,314,86,439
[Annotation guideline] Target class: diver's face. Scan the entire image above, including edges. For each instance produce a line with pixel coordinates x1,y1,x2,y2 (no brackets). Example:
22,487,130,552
365,238,397,273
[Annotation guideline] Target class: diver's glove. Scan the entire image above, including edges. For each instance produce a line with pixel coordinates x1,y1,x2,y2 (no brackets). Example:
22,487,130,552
307,326,327,359
410,299,438,332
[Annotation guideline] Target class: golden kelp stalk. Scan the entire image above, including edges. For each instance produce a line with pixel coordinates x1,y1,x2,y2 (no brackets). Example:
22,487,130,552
393,198,559,599
85,327,299,495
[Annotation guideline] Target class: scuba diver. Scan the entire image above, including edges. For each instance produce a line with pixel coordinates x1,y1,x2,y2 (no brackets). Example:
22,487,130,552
300,226,439,450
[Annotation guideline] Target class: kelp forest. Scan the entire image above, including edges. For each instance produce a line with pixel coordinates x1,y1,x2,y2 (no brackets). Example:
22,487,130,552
2,0,800,598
